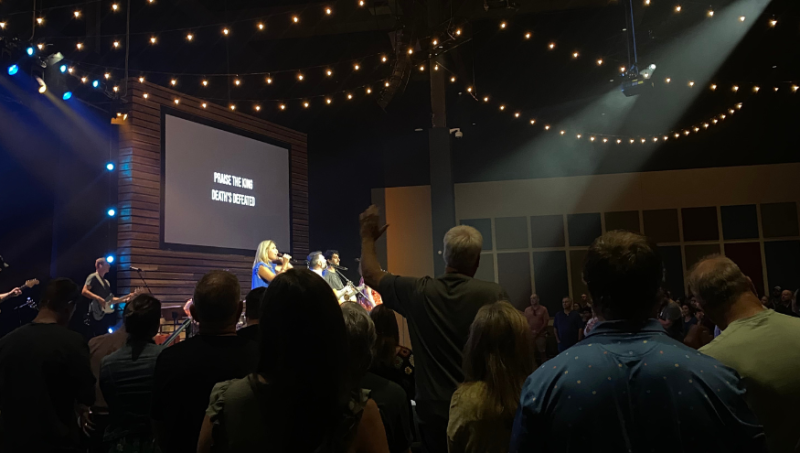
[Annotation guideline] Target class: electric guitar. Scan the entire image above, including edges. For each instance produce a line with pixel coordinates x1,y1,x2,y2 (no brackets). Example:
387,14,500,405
0,279,39,314
101,287,145,314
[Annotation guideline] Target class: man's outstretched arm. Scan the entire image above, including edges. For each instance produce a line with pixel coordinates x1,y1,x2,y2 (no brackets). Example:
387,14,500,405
359,205,389,289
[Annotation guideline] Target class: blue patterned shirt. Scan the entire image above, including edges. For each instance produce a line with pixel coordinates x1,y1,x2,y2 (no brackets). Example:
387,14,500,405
510,319,765,453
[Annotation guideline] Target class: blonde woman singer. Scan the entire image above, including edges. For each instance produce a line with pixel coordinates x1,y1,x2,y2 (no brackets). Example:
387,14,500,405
251,240,292,289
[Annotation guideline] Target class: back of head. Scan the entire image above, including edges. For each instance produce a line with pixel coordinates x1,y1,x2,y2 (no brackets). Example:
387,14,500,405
583,230,663,322
443,225,483,274
259,268,347,398
687,255,752,318
192,270,241,329
370,305,400,368
39,278,80,314
307,251,323,268
244,287,266,320
341,302,376,388
124,294,162,340
462,301,533,422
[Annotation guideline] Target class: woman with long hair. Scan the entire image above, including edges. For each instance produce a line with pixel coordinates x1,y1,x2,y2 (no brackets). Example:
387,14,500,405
198,269,389,453
251,240,292,289
447,301,534,453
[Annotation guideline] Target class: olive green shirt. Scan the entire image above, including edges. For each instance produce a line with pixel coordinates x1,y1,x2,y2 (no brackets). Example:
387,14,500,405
700,309,800,453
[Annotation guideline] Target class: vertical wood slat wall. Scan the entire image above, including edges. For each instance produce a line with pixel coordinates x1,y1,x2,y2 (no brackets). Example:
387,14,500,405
116,81,308,308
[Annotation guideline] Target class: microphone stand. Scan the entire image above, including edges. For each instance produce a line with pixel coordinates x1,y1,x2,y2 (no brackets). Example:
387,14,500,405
134,268,153,294
333,268,371,304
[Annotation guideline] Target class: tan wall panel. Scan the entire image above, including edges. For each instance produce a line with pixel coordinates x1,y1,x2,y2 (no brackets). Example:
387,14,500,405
384,186,435,278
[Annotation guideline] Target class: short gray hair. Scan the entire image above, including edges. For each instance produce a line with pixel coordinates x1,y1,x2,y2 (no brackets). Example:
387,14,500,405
687,255,751,313
443,225,483,272
341,302,376,382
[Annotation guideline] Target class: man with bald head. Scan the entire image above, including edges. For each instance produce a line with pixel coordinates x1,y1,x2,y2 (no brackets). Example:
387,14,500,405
689,255,800,453
360,206,509,453
151,270,257,453
773,289,799,317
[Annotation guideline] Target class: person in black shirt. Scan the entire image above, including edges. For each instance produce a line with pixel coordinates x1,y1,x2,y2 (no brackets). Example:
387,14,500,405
151,270,258,453
237,287,266,342
360,205,509,453
0,278,95,453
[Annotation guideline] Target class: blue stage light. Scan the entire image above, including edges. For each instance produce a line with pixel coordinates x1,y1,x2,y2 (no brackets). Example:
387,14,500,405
62,91,73,100
92,80,100,88
107,208,116,217
108,327,114,334
105,255,115,263
106,162,115,171
7,65,19,75
59,64,67,73
26,47,35,56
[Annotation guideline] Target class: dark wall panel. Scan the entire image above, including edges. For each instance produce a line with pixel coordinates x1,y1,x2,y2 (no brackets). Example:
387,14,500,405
497,253,532,311
761,203,799,238
685,244,721,270
533,251,569,316
764,241,800,292
721,205,759,240
724,243,765,297
567,213,602,247
605,211,641,233
643,209,680,243
475,253,495,283
570,249,589,301
682,207,719,242
530,215,565,248
495,217,529,250
660,245,685,298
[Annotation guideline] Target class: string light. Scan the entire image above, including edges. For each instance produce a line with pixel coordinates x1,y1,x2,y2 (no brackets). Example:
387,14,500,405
739,16,745,22
732,85,739,92
170,79,177,86
792,85,799,93
710,84,717,90
150,36,157,44
675,5,681,13
450,76,456,82
326,69,333,76
590,137,595,141
36,17,43,25
258,23,265,30
663,136,669,141
753,86,760,93
138,76,145,83
202,102,208,108
561,130,566,135
279,104,286,110
703,123,709,128
298,73,304,81
630,139,635,143
432,39,438,46
230,105,236,111
499,105,505,111
644,0,650,5
385,81,390,87
68,67,74,74
684,130,690,135
234,79,241,86
74,11,81,18
381,56,387,63
467,87,473,92
326,98,332,104
545,125,551,130
419,65,425,71
255,105,261,111
359,0,365,5
113,86,119,92
707,10,714,17
37,43,44,50
202,80,208,86
617,139,622,144
514,112,520,118
303,101,310,108
81,77,87,83
548,42,556,50
186,33,193,41
773,87,779,92
223,28,229,35
500,22,507,29
408,48,414,55
530,119,536,125
688,81,694,87
525,32,531,39
665,77,671,83
602,138,608,143
641,138,646,143
104,72,111,79
77,42,83,50
572,52,579,58
112,3,119,11
266,77,273,84
174,99,180,105
325,7,332,15
483,96,489,102
455,29,462,36
434,65,439,71
577,134,582,139
113,41,120,49
347,93,353,100
0,22,6,29
143,93,149,99
366,87,372,94
674,133,680,138
292,16,299,23
354,64,360,71
596,59,603,66
769,19,777,27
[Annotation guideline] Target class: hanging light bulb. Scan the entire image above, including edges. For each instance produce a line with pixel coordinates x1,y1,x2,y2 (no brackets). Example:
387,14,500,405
548,42,556,50
171,79,177,86
234,79,241,86
255,105,261,111
530,119,536,125
596,59,603,65
257,23,265,30
143,93,149,99
138,76,145,83
113,41,120,48
150,36,157,44
298,73,304,81
500,21,507,29
450,76,456,82
381,55,387,63
223,28,229,35
325,7,332,15
186,33,193,41
524,32,531,39
202,80,208,87
675,5,681,12
266,77,272,84
74,10,81,18
292,16,299,23
77,42,84,50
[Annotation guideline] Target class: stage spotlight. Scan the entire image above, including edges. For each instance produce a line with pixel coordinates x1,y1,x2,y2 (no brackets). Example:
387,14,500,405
107,208,116,217
59,64,67,73
108,328,114,334
26,47,35,56
92,80,100,88
105,255,115,263
106,162,115,171
62,92,73,100
7,65,19,75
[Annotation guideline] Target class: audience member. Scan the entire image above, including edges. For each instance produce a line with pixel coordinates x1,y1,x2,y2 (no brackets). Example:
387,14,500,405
583,307,599,337
681,302,698,333
87,322,128,453
768,286,782,309
370,305,415,404
774,289,799,317
689,256,800,453
553,297,582,353
197,269,389,453
510,231,765,452
360,205,508,453
683,308,715,350
151,270,258,453
523,293,549,366
448,302,533,453
343,302,412,453
658,293,684,341
100,294,163,452
760,295,770,308
237,287,266,342
0,278,95,452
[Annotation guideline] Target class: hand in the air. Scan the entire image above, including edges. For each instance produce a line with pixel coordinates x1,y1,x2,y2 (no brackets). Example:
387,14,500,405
359,205,389,242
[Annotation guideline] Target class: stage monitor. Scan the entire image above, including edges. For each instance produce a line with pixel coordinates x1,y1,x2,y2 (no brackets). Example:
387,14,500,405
162,113,290,254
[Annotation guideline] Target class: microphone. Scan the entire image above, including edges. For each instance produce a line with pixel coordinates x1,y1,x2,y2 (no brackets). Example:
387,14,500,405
277,252,304,265
130,266,143,272
328,262,348,271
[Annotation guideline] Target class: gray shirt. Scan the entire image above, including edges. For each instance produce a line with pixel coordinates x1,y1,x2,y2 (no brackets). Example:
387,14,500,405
86,272,112,321
377,272,508,421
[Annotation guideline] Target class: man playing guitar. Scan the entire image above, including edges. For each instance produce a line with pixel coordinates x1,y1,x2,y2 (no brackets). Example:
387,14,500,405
307,251,355,303
82,257,135,336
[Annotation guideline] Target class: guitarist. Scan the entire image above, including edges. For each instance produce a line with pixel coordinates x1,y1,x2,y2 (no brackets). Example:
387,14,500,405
0,287,22,303
308,251,354,303
82,257,133,337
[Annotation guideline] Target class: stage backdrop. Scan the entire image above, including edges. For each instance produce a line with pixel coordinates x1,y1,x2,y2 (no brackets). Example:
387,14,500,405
116,81,308,310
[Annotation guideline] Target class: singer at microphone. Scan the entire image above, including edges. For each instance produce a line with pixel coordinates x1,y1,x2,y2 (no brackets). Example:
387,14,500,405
251,240,293,290
322,250,346,292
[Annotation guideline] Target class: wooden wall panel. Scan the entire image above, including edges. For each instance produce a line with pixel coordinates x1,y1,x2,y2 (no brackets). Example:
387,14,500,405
117,81,308,309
